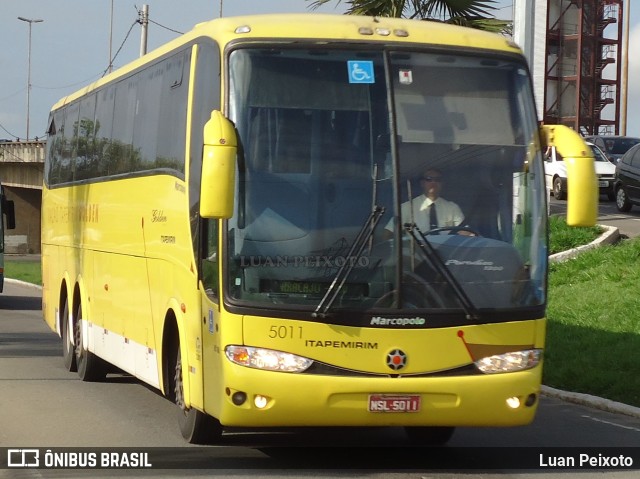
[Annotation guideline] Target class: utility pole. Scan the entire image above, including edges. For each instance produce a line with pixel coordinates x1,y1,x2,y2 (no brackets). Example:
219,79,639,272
139,4,149,57
620,0,630,135
17,16,44,141
109,0,114,73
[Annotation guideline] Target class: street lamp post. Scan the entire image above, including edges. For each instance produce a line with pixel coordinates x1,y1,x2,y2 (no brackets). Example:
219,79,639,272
620,0,630,135
17,16,44,141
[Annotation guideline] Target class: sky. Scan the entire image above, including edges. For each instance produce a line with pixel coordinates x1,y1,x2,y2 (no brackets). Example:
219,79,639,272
0,0,638,141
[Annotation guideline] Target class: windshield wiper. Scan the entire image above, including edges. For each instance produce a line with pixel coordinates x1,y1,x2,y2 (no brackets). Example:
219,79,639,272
312,206,385,318
404,223,480,321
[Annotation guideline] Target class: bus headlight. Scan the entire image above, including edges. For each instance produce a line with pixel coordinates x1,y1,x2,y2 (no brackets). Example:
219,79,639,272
475,349,542,374
225,345,313,372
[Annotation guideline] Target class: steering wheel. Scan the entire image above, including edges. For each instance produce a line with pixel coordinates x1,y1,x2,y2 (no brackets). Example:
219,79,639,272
373,272,446,309
424,225,480,236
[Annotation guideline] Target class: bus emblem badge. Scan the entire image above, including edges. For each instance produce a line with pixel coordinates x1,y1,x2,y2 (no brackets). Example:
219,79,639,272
386,349,407,371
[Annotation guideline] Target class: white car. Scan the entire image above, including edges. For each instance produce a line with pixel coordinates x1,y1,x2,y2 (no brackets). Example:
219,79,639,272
545,141,616,201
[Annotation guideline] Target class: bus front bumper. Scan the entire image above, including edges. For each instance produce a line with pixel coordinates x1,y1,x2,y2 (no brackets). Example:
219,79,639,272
211,364,542,428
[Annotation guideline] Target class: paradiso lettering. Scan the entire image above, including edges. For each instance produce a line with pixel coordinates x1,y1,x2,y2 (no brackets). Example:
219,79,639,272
445,259,504,271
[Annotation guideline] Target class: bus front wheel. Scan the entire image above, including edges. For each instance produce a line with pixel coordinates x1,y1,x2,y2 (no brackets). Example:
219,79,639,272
404,426,455,446
173,344,222,444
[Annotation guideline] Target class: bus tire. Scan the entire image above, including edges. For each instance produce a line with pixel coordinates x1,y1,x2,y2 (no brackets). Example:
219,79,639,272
74,303,107,382
404,426,455,446
61,297,77,372
173,344,222,444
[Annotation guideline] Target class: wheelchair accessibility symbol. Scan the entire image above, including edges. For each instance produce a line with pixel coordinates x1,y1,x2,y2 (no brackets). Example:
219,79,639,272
347,61,375,84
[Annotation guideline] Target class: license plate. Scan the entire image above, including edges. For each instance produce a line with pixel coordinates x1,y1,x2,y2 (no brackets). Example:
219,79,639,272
599,181,609,187
368,394,421,412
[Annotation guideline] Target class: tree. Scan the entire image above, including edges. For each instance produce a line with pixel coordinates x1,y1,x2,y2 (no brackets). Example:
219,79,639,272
308,0,511,34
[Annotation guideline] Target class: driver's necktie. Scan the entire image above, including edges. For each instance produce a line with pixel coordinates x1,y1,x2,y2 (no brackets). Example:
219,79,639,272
429,203,438,229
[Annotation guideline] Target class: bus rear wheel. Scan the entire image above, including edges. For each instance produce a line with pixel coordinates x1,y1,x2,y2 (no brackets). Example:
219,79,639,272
74,303,107,382
173,344,222,444
61,297,77,372
404,426,455,446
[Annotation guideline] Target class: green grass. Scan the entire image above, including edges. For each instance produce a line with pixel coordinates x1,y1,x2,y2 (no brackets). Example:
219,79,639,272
4,219,638,407
3,260,42,286
546,238,640,407
548,215,603,255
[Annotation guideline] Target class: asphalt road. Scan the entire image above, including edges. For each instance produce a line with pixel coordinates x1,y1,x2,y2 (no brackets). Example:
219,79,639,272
1,280,640,478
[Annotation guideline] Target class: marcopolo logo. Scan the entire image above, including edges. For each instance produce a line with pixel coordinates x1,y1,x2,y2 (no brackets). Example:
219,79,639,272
370,316,426,326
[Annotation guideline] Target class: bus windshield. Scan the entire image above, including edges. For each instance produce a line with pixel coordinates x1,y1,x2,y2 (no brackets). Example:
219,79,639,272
226,47,546,316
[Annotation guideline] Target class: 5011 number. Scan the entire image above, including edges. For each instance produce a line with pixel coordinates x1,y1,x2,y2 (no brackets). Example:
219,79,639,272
268,325,303,339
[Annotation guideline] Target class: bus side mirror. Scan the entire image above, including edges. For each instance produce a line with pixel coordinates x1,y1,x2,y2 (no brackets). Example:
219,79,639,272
200,111,237,219
2,199,15,230
540,124,597,227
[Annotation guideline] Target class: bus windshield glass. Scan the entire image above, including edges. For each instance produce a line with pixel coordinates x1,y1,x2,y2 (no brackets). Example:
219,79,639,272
226,47,546,315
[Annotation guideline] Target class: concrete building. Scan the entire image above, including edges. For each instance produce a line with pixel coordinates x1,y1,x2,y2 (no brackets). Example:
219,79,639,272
513,0,625,135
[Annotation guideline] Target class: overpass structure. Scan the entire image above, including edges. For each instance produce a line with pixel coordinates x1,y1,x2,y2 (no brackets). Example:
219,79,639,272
0,140,45,254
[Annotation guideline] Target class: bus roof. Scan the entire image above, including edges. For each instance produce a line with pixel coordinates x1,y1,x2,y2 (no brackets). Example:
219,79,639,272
50,13,522,111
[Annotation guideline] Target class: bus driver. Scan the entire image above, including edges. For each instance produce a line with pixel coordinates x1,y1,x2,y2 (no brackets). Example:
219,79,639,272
385,168,467,235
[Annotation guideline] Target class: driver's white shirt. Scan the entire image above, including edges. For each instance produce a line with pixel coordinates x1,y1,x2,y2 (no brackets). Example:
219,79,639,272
385,195,464,233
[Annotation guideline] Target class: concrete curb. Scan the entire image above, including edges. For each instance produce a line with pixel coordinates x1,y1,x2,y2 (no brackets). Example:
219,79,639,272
549,224,620,263
5,278,42,291
541,385,640,419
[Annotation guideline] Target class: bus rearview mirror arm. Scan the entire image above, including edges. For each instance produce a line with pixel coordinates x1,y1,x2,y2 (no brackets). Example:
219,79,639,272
540,124,597,228
200,111,237,219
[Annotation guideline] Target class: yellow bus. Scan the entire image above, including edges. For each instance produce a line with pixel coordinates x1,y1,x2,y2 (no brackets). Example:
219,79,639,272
1,182,16,292
41,14,596,445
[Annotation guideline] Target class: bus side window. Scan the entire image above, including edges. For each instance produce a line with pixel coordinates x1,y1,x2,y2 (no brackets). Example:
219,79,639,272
201,219,219,299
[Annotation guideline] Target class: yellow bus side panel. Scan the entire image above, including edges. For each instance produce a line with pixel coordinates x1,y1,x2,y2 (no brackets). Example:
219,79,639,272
41,174,198,395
